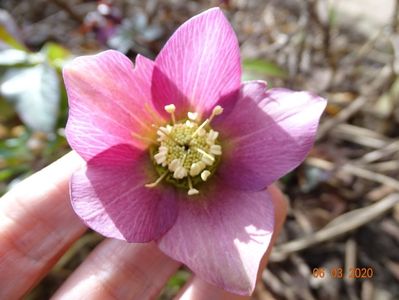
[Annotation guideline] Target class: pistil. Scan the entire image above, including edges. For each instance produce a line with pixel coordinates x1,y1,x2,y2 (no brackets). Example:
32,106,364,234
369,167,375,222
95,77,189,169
145,172,168,188
191,105,223,139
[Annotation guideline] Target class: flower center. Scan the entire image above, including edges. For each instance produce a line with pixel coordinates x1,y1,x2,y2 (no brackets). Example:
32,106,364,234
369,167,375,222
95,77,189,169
146,104,223,196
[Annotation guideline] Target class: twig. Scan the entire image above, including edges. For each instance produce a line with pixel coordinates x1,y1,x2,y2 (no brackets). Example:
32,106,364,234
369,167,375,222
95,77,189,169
344,238,359,300
357,140,399,164
344,239,357,285
333,124,389,140
361,280,375,300
316,96,368,140
366,185,396,202
368,161,399,173
307,0,331,67
262,269,296,300
391,0,399,33
306,157,399,191
340,29,384,67
317,63,393,141
270,193,399,262
290,254,316,300
254,284,278,300
330,124,391,149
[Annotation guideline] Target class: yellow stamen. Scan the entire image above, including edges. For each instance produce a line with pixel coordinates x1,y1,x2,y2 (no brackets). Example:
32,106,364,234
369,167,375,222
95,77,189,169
149,104,223,195
158,127,181,145
194,147,215,165
165,104,176,124
191,119,209,139
187,177,199,195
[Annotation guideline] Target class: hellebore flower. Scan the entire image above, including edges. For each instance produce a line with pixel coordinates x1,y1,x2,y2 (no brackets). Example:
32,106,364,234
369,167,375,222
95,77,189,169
63,7,326,295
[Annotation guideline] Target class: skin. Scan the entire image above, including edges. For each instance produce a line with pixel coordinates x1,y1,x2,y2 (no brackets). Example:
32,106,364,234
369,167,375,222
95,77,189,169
0,151,287,300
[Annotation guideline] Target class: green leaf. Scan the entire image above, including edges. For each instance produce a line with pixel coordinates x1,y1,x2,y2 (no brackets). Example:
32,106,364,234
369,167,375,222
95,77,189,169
0,131,32,166
243,58,288,79
41,42,71,69
0,97,15,122
0,63,60,132
166,270,189,288
0,25,27,51
0,164,28,181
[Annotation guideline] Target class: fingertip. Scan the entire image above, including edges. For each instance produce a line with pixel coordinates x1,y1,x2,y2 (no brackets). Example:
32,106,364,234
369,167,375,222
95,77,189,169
268,184,288,233
257,185,288,268
175,276,249,300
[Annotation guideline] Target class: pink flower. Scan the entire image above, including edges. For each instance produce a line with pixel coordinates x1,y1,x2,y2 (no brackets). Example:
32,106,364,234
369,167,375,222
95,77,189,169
63,8,326,295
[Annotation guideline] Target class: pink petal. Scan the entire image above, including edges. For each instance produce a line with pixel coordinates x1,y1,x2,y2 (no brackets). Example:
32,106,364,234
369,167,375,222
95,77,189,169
71,144,178,242
64,50,163,161
215,81,327,190
157,180,274,295
152,7,241,118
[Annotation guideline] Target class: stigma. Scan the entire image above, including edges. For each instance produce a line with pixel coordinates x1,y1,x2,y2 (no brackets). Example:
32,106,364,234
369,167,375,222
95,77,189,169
146,105,223,196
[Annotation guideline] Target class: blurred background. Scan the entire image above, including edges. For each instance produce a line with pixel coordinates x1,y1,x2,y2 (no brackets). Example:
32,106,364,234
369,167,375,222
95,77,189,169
1,0,399,299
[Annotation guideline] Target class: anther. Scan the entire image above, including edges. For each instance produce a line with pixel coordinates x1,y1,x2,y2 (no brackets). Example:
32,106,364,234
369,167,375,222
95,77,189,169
159,146,168,153
174,166,187,179
158,127,180,145
185,120,195,128
210,144,222,155
188,188,199,195
145,172,168,188
207,130,219,144
164,104,176,124
168,159,180,172
187,177,199,195
150,104,222,195
197,128,206,137
187,112,199,121
201,170,211,181
172,153,188,179
156,126,170,139
154,152,167,164
189,162,204,177
201,155,214,166
195,148,215,165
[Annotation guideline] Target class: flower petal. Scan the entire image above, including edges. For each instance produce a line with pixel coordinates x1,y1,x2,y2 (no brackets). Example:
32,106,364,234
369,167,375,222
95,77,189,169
215,81,327,190
64,50,163,161
152,7,241,118
71,144,178,242
157,180,274,295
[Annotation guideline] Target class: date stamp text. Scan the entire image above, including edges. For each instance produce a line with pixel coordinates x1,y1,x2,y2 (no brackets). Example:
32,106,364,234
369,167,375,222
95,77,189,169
312,267,374,279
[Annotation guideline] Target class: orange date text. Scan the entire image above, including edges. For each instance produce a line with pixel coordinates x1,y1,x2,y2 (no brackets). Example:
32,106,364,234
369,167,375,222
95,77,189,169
312,267,374,279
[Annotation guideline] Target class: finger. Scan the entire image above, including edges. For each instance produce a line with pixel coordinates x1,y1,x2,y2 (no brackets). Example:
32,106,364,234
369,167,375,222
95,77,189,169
175,185,288,300
0,152,87,299
52,239,181,300
258,185,288,270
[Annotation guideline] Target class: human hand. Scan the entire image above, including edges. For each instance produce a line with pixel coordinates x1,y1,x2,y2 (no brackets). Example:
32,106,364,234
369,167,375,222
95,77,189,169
0,151,287,300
